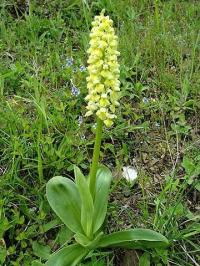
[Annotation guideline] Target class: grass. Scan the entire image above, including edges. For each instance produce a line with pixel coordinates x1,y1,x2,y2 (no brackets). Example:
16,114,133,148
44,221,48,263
0,0,200,265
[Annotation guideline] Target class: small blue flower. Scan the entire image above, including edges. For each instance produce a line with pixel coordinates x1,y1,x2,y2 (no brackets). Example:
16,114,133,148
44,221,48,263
66,57,73,67
78,116,83,125
71,85,80,96
79,65,86,72
142,97,149,104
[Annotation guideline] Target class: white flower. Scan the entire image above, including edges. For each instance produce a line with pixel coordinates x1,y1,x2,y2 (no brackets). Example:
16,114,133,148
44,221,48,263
122,166,138,186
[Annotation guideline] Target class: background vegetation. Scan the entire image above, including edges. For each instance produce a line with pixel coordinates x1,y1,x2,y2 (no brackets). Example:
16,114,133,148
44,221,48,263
0,0,199,265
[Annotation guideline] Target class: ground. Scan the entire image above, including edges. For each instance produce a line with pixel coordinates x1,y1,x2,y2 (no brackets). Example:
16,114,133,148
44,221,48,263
0,0,200,265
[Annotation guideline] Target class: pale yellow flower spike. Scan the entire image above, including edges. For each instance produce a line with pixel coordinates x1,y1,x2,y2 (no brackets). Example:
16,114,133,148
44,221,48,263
85,10,120,127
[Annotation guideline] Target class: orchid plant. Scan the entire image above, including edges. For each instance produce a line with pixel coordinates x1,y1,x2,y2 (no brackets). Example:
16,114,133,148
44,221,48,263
44,11,168,266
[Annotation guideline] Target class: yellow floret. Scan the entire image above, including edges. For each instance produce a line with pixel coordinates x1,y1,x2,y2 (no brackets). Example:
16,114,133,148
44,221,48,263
104,119,113,127
99,98,110,107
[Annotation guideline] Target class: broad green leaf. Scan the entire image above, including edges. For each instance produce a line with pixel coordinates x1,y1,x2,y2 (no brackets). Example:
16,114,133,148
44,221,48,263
74,166,94,237
139,252,150,266
46,244,88,266
32,241,51,259
93,166,112,233
46,176,83,234
98,229,169,249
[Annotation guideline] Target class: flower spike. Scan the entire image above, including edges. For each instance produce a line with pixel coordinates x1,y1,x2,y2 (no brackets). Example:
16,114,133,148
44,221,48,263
85,11,120,127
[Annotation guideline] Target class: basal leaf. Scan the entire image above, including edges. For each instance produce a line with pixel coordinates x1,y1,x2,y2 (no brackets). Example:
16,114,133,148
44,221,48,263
46,244,88,266
46,176,82,234
93,166,112,233
74,166,94,237
98,229,169,249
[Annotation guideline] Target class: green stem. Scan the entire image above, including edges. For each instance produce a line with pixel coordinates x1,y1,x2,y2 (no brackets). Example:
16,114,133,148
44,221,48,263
89,118,103,198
